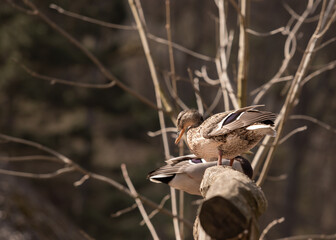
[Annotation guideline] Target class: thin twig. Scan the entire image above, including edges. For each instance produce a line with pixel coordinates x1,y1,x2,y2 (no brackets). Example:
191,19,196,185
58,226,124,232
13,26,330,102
216,0,233,110
236,0,249,107
127,1,181,239
301,59,336,86
266,174,288,182
4,0,37,15
165,0,177,99
147,127,177,138
121,164,159,240
195,66,220,85
49,4,136,30
251,0,318,104
276,233,336,240
163,73,189,110
111,203,137,218
15,59,116,89
204,88,223,117
0,133,72,164
250,75,293,96
0,166,76,179
246,27,287,37
140,194,170,226
289,115,336,134
260,217,285,240
278,126,307,145
0,155,61,163
49,3,215,62
252,0,317,176
256,0,334,186
18,0,159,111
0,133,193,228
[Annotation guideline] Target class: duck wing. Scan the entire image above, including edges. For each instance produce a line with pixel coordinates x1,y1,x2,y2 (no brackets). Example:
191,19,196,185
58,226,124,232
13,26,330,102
202,105,276,138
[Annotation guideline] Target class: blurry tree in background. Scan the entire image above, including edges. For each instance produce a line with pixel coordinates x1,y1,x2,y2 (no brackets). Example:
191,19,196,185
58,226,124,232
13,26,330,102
0,0,336,239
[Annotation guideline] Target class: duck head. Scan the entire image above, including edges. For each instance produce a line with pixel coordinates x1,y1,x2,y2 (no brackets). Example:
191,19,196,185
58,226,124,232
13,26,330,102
175,109,203,144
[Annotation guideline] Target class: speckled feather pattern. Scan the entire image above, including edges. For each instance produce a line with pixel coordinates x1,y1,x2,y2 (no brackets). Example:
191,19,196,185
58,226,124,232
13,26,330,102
183,107,276,161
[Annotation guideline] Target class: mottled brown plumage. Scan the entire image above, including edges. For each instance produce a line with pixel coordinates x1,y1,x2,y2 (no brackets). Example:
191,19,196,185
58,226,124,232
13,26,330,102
175,105,276,165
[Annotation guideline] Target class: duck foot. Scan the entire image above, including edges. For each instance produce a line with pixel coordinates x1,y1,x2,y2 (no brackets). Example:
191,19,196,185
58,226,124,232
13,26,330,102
229,158,234,166
217,150,223,166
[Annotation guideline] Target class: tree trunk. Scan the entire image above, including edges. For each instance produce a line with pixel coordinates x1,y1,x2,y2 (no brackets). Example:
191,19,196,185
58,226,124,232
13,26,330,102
193,166,267,240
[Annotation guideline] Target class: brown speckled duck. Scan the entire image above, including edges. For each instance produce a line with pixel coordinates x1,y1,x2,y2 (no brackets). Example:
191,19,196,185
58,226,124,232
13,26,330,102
175,105,276,166
148,155,253,195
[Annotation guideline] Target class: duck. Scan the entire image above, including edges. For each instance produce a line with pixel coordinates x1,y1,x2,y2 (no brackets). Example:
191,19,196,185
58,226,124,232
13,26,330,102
175,105,276,166
147,155,253,196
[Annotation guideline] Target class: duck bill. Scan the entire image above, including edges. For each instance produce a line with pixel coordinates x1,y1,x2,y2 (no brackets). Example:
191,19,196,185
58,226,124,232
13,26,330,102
175,128,185,144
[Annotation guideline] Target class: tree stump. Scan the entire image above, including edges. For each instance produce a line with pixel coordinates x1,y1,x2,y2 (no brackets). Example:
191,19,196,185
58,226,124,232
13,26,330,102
193,166,267,240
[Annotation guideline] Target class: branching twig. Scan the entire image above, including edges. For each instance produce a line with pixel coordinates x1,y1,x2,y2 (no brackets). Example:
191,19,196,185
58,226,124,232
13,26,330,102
289,115,336,134
49,4,136,30
121,164,159,240
15,59,116,89
260,217,285,240
278,126,307,145
147,127,177,138
0,155,61,163
276,233,336,240
49,3,214,62
301,59,336,86
15,0,159,111
0,166,76,179
0,133,193,228
111,203,137,218
252,0,317,176
256,0,335,186
246,27,287,37
140,194,170,226
127,1,181,239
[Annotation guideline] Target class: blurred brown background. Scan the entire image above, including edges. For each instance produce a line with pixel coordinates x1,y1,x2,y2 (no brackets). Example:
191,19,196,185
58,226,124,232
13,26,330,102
0,0,335,239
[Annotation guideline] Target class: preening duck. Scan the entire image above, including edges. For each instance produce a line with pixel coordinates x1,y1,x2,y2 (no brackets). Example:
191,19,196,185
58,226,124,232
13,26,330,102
147,155,253,196
175,105,276,166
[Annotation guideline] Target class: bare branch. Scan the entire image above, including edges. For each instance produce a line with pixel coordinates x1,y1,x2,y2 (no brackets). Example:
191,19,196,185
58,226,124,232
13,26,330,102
250,75,293,96
140,195,170,226
302,59,336,86
147,33,215,62
121,164,159,240
195,66,220,85
147,127,177,138
14,59,116,89
289,115,336,134
49,3,214,62
49,4,136,30
252,0,317,176
0,133,72,164
276,233,336,240
17,0,159,111
0,155,61,163
256,0,335,186
0,133,192,228
278,126,307,145
266,174,288,182
111,203,137,218
204,88,223,117
128,1,181,238
5,0,37,15
74,174,90,187
260,217,285,240
0,166,76,179
163,71,188,111
246,27,287,37
251,0,319,105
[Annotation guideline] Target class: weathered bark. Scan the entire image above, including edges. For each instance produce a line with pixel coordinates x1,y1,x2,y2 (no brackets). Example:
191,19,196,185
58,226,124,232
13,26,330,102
194,166,267,240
